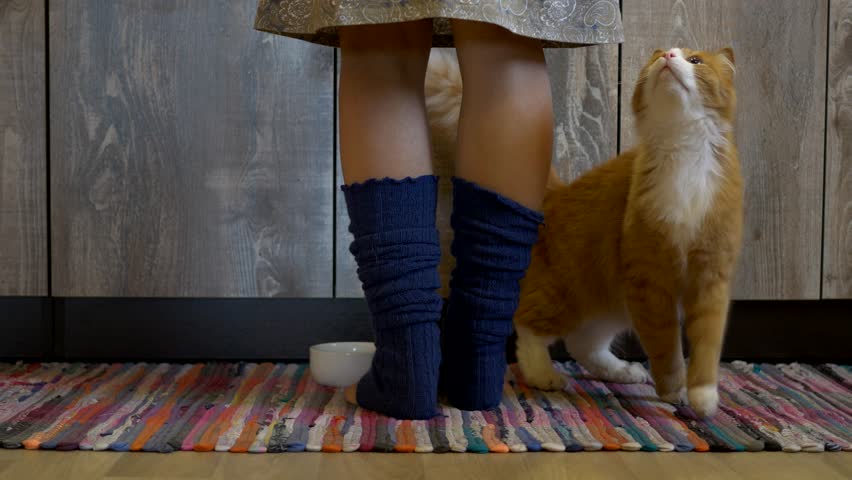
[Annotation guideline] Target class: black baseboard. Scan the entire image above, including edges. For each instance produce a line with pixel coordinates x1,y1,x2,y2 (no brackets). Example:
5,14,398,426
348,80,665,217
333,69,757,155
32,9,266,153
59,298,373,361
1,298,850,363
722,301,852,362
0,298,51,358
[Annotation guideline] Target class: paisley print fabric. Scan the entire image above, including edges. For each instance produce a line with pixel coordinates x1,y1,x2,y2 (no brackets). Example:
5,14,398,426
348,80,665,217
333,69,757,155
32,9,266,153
254,0,623,47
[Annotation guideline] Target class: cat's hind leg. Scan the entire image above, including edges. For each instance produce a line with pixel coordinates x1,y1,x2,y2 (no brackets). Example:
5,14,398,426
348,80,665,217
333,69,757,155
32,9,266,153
564,318,648,384
516,327,565,391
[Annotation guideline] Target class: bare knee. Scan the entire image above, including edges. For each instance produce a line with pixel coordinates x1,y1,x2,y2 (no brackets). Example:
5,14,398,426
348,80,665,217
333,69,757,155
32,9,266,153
451,19,551,127
451,19,542,52
451,20,547,85
340,20,432,86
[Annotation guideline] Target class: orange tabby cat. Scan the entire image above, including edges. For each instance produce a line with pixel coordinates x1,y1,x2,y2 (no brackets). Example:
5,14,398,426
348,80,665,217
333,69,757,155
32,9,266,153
425,47,742,418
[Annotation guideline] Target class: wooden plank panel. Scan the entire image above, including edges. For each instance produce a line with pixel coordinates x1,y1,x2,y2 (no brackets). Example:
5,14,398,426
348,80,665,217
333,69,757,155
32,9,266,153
334,46,620,297
621,0,827,299
824,0,852,298
547,44,620,180
50,0,334,297
0,0,47,296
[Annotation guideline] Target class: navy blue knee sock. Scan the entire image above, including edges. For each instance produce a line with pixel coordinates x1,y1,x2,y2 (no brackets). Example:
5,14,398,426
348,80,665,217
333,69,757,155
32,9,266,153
342,176,442,419
442,177,544,411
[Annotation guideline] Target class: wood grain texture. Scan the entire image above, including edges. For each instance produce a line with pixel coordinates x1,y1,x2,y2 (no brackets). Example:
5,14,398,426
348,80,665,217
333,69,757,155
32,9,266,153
547,44,620,181
0,449,851,480
824,0,852,298
49,0,334,297
621,0,828,299
0,0,47,296
334,45,620,298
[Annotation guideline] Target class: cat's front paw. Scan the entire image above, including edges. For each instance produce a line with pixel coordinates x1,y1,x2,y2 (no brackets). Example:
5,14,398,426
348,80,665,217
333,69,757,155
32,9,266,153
659,387,687,405
688,385,719,418
524,367,566,391
652,368,686,404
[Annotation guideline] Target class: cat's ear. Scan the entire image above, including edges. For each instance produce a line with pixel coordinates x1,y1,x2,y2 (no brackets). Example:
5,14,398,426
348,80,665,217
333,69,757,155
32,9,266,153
717,47,736,77
718,47,735,65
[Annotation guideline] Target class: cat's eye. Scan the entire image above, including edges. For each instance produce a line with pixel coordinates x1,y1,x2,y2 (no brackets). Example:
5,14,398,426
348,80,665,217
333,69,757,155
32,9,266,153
688,56,702,65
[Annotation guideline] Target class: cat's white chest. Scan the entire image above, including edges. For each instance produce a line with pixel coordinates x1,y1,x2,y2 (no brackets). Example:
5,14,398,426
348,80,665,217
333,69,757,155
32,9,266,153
645,146,720,241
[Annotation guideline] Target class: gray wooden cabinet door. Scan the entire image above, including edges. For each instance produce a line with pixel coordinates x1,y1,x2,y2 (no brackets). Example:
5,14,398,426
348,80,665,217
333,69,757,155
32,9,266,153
334,46,620,297
0,0,47,296
49,0,334,297
824,0,852,299
548,45,620,181
621,0,828,299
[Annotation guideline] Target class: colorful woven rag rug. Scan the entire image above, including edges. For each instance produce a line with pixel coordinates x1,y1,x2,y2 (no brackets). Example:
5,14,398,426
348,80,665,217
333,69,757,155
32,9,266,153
1,361,850,454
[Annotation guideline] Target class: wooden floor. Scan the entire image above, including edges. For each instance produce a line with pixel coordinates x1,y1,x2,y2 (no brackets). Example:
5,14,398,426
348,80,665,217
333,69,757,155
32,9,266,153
0,449,850,480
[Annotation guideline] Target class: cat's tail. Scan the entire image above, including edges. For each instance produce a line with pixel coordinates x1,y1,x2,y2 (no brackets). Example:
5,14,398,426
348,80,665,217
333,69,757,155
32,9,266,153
425,49,463,143
547,166,565,190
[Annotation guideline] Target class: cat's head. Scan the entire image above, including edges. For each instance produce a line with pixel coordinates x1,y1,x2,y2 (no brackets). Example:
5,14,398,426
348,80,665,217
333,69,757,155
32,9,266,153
632,47,736,134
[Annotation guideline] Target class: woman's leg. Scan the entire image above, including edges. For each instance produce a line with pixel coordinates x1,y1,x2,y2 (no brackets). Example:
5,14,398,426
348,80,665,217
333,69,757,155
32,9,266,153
442,20,553,410
452,20,553,210
338,20,443,420
339,21,433,182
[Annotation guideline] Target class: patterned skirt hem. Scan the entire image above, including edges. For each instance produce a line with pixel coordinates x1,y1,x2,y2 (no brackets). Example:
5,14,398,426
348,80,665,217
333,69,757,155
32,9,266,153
254,14,624,48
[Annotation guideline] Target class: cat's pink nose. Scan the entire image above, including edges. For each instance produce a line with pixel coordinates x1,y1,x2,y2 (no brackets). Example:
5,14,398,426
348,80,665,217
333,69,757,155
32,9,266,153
664,50,677,60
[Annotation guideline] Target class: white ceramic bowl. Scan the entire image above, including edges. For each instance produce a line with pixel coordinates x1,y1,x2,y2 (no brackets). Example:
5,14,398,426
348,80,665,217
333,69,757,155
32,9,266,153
309,342,376,387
